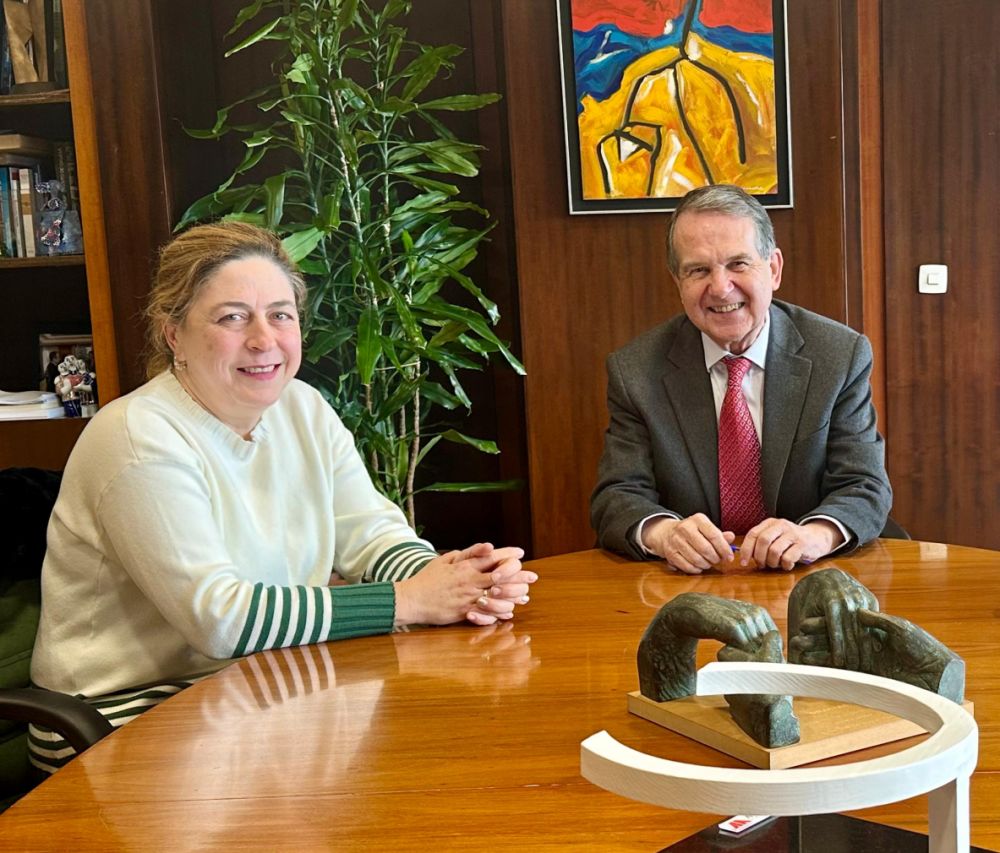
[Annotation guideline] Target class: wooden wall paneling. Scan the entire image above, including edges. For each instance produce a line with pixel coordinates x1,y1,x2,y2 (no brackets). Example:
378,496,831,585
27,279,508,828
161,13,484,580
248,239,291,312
61,0,121,401
149,1,232,225
501,0,858,556
839,0,887,429
882,0,1000,548
501,0,680,557
767,1,849,324
75,0,174,394
468,0,533,553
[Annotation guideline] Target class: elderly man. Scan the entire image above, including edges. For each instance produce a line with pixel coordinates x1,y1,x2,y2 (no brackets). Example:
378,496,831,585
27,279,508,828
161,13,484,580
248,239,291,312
591,184,891,573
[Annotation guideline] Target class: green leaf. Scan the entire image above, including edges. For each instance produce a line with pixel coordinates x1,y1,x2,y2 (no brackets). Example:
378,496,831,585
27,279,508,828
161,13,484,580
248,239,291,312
441,363,471,408
356,306,381,384
421,299,526,375
226,0,266,36
337,0,360,29
419,382,461,410
400,45,463,101
225,17,282,58
416,480,522,494
428,320,466,348
245,130,276,148
376,379,421,422
420,93,501,112
297,258,328,275
379,97,418,116
280,110,314,126
408,140,481,177
317,188,343,229
448,267,498,323
305,327,354,362
390,190,449,220
399,174,459,196
285,53,314,85
438,429,500,454
413,434,442,467
185,106,232,139
281,227,324,262
263,173,286,228
380,0,410,22
176,185,260,230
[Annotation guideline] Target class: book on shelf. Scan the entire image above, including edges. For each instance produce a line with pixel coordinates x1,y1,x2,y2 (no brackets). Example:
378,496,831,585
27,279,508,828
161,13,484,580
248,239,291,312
0,134,53,158
53,140,76,210
0,167,9,256
47,0,67,89
8,167,23,256
0,162,60,258
0,3,10,96
18,165,37,256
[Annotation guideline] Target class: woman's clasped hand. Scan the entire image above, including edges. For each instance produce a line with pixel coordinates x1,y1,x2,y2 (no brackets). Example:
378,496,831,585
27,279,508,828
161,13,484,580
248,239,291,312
394,543,537,627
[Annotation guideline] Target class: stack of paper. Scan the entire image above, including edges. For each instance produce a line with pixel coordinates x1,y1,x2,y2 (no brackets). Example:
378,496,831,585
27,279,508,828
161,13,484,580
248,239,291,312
0,390,65,420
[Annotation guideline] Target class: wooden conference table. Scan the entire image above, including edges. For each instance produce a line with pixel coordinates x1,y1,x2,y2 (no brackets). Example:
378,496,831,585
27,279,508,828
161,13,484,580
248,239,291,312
3,540,1000,851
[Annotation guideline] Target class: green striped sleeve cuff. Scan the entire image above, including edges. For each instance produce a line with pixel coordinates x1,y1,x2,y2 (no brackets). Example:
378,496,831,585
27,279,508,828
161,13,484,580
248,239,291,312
233,581,397,656
369,541,437,582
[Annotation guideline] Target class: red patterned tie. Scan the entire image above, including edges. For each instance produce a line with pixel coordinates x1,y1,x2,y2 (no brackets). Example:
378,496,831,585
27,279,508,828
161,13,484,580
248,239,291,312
718,357,766,534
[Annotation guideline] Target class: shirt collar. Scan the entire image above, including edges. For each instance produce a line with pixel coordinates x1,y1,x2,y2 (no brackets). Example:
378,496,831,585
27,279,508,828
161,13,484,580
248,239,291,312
701,312,770,372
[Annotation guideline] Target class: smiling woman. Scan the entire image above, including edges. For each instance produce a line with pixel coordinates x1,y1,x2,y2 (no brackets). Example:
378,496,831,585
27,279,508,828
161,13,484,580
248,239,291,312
164,255,303,438
27,221,536,774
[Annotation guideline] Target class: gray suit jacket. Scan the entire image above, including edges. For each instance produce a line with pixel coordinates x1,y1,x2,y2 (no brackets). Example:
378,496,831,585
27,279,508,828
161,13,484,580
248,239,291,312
591,300,892,560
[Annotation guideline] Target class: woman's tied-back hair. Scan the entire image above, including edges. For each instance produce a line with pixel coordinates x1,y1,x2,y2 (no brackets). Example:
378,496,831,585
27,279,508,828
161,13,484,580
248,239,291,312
144,220,307,379
666,184,777,277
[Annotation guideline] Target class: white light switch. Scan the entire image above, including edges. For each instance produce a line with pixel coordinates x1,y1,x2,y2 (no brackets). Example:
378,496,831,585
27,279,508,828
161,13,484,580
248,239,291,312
918,264,948,294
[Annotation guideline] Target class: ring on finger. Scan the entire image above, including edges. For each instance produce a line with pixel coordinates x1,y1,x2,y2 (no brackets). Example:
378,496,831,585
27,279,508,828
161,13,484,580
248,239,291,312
476,592,490,608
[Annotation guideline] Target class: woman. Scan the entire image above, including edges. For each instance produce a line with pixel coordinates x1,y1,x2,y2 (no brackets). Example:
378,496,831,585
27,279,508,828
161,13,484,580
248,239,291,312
30,221,535,771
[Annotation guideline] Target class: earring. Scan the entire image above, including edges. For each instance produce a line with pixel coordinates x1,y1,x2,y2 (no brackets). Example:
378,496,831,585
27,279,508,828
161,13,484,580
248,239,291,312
173,356,188,372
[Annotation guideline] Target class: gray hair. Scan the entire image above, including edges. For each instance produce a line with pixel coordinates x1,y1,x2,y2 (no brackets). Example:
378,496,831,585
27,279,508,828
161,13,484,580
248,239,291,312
666,184,777,276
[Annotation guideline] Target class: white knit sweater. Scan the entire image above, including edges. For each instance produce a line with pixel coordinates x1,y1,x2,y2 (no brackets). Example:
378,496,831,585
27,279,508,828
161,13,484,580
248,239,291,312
31,371,436,701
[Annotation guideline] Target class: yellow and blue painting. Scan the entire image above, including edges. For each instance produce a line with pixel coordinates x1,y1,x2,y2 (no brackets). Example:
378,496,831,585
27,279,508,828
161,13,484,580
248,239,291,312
556,0,791,213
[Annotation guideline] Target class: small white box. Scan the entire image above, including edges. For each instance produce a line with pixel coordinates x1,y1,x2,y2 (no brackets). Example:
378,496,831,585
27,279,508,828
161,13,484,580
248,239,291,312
918,264,948,294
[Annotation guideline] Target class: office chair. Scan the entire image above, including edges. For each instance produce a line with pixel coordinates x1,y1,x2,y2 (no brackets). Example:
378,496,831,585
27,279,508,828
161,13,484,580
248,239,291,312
0,468,112,812
879,516,911,540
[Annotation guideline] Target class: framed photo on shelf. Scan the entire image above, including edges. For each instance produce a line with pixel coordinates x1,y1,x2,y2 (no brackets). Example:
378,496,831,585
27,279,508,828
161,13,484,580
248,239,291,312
39,332,92,373
555,0,792,214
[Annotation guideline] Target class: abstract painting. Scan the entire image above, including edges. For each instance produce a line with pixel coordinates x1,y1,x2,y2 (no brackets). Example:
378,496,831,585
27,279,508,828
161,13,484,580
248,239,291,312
556,0,791,213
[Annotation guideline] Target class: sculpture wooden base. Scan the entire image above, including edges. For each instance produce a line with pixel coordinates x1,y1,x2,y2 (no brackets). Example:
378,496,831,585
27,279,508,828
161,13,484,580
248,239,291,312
627,690,975,769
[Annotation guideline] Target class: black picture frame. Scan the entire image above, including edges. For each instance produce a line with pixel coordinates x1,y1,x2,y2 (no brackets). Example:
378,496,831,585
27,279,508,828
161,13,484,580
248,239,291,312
555,0,792,214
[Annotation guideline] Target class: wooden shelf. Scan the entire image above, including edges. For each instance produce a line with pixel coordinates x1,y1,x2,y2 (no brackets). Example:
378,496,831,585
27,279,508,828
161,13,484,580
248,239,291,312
0,415,89,469
0,254,85,268
0,89,71,108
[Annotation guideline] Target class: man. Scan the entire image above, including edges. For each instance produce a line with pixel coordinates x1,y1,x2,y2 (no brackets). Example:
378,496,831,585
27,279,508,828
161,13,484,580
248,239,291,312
590,184,891,573
43,352,60,393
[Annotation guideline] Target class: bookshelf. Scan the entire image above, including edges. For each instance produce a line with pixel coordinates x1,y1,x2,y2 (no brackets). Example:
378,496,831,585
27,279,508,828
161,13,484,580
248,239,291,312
0,0,116,468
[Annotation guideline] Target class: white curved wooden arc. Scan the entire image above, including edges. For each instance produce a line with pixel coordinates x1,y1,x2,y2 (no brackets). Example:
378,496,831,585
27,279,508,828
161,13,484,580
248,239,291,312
581,663,977,853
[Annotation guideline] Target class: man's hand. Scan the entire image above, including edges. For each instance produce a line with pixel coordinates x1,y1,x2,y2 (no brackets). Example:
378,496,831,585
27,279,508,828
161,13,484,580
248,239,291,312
641,514,735,574
740,518,842,571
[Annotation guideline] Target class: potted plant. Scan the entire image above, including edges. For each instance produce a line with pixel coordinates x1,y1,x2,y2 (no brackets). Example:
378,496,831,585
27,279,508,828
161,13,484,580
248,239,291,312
178,0,524,527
